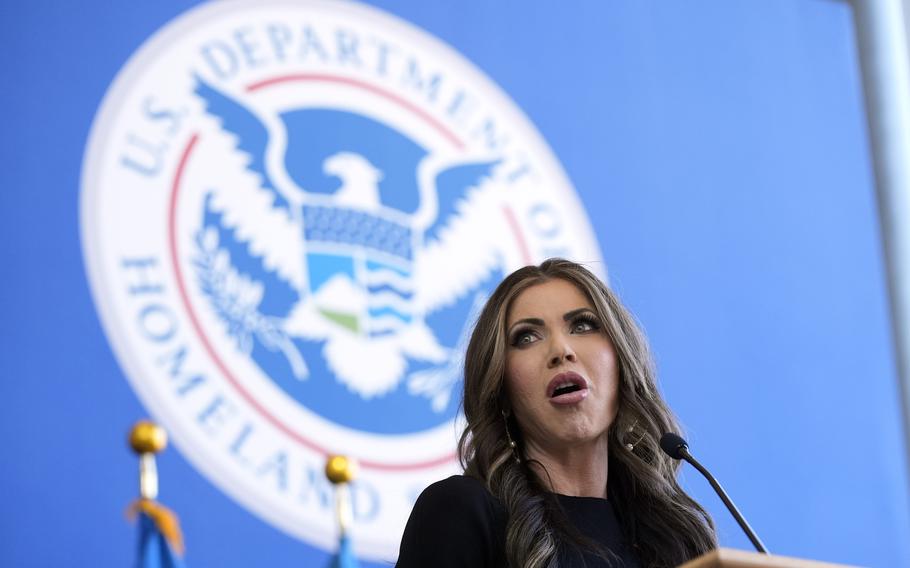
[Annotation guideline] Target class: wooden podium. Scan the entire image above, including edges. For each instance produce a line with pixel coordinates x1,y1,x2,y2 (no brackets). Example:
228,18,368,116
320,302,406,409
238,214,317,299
678,548,861,568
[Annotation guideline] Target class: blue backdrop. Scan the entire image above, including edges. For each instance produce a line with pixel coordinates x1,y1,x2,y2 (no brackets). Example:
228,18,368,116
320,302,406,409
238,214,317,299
3,1,909,566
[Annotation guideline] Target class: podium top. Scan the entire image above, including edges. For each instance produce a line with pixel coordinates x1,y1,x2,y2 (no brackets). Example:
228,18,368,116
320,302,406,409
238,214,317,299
678,548,862,568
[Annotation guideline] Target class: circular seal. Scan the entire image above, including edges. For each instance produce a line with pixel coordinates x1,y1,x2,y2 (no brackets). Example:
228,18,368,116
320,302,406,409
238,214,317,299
81,0,604,560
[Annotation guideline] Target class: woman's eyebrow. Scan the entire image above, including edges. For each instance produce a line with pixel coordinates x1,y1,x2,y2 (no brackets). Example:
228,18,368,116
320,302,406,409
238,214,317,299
562,308,594,321
507,317,544,334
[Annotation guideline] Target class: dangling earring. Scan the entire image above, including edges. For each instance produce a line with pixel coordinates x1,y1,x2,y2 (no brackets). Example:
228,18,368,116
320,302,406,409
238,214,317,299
624,419,645,453
502,409,521,464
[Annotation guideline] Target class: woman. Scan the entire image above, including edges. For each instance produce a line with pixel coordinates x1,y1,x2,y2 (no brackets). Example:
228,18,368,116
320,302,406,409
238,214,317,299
396,259,716,567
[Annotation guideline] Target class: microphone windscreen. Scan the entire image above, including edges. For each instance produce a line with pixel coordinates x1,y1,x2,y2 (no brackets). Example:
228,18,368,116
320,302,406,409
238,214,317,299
660,432,689,459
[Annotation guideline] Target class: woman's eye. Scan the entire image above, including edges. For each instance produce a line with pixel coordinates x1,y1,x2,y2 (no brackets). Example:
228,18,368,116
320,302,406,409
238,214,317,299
512,331,537,346
571,317,599,333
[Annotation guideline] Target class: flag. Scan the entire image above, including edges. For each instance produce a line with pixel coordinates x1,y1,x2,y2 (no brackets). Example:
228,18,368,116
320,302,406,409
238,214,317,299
329,534,360,568
129,499,186,568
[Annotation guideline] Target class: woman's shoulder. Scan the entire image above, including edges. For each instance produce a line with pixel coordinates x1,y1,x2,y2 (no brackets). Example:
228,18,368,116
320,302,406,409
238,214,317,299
408,475,505,528
396,475,507,567
415,475,499,508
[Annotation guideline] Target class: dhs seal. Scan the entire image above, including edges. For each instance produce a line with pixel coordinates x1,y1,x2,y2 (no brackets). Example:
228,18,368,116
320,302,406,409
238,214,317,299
81,0,603,560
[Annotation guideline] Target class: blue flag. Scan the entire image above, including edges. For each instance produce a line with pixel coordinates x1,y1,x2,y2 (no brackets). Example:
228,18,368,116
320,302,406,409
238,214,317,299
132,501,186,568
329,534,360,568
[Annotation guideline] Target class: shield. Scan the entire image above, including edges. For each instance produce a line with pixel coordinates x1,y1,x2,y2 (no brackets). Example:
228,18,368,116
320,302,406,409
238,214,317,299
302,204,415,338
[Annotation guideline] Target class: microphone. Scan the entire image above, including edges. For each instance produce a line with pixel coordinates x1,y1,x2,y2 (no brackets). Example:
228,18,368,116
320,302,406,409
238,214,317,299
659,433,769,554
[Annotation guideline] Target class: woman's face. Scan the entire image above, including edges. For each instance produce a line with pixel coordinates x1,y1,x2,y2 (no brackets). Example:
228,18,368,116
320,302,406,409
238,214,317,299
504,278,619,454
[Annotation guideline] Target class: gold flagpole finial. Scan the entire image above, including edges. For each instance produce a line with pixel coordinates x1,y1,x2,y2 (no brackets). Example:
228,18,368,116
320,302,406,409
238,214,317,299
325,455,358,485
129,420,167,500
325,455,358,536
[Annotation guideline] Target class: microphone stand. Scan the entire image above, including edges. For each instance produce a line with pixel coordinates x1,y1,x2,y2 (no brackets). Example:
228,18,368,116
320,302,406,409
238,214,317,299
677,446,769,554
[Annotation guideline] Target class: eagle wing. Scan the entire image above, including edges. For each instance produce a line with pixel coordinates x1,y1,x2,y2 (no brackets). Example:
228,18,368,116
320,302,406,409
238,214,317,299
413,160,506,315
194,78,306,293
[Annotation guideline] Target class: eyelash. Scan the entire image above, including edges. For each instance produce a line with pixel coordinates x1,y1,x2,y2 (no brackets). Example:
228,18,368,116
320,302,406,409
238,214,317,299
509,313,601,347
571,313,601,333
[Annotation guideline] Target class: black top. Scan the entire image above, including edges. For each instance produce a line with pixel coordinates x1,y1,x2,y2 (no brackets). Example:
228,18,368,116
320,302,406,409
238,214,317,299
396,475,640,567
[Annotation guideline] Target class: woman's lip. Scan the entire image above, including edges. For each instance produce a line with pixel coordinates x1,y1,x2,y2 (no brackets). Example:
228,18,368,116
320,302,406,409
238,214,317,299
550,387,589,406
546,371,588,398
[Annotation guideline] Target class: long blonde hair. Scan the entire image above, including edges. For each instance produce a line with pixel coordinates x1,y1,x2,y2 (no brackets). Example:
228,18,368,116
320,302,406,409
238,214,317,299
458,258,717,567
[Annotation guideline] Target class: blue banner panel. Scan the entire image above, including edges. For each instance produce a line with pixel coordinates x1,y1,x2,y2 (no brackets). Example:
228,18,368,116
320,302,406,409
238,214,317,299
2,1,908,567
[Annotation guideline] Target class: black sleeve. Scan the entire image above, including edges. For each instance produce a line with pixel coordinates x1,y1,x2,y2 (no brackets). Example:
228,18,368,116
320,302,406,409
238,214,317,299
395,475,506,568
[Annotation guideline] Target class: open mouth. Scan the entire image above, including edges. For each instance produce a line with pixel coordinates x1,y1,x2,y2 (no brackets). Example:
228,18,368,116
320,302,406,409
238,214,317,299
552,383,582,397
547,372,588,405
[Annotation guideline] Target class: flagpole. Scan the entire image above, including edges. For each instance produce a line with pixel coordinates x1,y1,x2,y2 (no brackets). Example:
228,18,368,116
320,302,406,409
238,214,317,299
129,420,167,500
127,420,186,564
326,455,361,568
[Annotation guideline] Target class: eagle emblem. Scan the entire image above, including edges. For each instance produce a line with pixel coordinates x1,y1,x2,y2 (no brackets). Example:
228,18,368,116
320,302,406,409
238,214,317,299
190,78,506,424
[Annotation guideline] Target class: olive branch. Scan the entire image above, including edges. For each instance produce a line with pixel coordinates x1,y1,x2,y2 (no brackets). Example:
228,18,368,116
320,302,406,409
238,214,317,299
192,226,308,379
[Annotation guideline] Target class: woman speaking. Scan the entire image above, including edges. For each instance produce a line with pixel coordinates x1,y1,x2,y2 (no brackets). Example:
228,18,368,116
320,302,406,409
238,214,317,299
396,259,717,567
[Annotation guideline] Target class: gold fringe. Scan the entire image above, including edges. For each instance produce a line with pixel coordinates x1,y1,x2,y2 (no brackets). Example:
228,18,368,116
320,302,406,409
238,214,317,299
127,498,185,556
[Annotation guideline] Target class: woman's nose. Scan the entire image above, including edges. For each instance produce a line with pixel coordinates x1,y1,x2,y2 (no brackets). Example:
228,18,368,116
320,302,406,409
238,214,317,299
547,336,577,368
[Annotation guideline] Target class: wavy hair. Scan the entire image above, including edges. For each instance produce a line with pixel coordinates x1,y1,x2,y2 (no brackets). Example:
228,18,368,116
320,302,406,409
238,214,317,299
458,258,717,568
